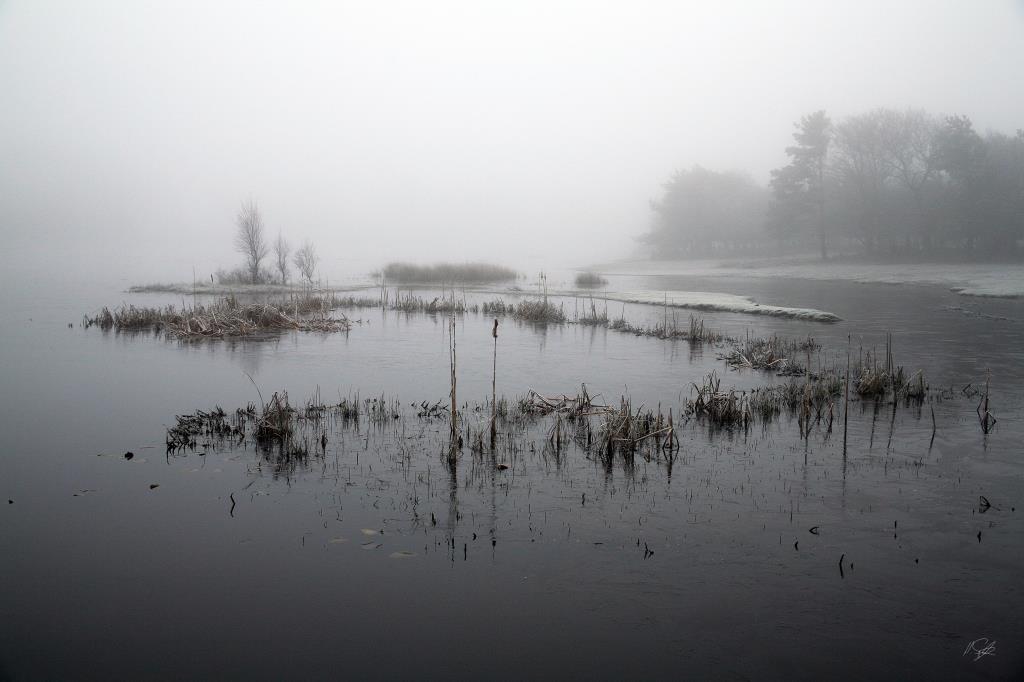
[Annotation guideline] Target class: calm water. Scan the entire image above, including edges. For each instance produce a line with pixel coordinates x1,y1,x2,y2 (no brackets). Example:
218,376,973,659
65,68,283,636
1,271,1021,681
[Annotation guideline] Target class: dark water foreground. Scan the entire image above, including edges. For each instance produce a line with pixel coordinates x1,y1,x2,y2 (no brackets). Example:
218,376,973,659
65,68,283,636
0,275,1022,680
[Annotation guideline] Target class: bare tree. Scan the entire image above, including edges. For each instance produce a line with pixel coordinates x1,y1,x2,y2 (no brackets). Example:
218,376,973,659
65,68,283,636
832,111,892,253
293,240,318,283
879,109,941,251
234,200,269,284
273,232,291,285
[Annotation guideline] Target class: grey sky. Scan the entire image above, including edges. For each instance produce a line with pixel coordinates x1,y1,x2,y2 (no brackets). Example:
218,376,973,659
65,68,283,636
2,1,1022,281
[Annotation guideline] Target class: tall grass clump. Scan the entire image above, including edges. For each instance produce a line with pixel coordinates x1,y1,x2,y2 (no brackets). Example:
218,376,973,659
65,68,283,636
685,372,750,429
514,299,566,324
594,398,678,463
852,335,928,402
720,334,816,372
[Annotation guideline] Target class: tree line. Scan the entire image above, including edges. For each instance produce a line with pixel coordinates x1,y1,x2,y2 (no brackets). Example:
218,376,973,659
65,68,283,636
224,199,319,285
643,109,1024,260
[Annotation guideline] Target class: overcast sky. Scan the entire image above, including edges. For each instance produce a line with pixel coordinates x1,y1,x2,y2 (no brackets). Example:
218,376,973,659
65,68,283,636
2,1,1022,282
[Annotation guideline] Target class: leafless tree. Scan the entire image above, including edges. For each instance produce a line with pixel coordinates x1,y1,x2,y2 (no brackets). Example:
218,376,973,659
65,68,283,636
293,240,318,283
832,111,893,252
273,232,291,285
234,200,269,284
879,109,941,250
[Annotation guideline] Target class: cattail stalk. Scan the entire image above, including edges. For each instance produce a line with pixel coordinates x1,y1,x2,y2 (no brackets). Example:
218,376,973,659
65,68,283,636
490,318,498,449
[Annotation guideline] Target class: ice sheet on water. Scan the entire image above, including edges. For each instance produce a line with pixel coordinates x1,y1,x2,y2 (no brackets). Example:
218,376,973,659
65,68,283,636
594,290,841,322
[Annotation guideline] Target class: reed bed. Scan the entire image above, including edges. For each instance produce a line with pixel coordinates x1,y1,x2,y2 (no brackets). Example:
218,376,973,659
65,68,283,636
686,372,750,428
311,293,380,310
392,294,467,314
719,334,817,372
166,389,378,460
481,300,515,315
518,385,610,419
381,262,517,284
513,299,566,323
574,271,608,288
852,337,929,402
85,297,351,338
326,292,472,314
164,351,947,481
594,398,678,463
607,313,726,343
685,370,843,433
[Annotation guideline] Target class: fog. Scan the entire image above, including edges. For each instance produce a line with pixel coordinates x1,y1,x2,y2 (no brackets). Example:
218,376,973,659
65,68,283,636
2,1,1023,282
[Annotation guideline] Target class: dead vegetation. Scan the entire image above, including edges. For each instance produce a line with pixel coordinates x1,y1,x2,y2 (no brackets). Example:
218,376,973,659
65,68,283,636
84,296,351,338
685,371,844,436
720,333,817,372
850,335,929,403
513,299,566,323
605,312,726,344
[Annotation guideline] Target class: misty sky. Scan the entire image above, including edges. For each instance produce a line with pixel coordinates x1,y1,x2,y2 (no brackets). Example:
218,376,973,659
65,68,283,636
2,1,1023,282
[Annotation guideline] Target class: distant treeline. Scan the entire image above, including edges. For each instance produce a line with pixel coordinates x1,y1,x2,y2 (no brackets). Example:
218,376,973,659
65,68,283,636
644,109,1024,260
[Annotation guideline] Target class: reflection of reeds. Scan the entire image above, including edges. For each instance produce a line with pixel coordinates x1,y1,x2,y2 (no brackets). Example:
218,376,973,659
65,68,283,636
585,308,725,344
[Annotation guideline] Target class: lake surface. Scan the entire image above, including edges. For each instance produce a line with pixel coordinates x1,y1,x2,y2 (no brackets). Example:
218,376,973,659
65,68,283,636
1,268,1021,680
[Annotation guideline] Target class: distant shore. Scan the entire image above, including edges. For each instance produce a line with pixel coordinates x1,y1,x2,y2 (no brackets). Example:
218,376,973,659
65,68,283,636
589,256,1024,299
